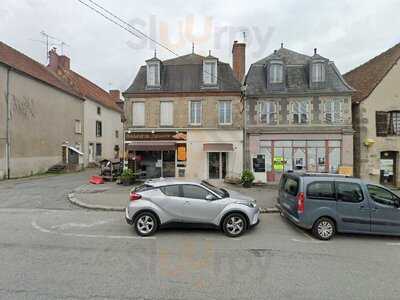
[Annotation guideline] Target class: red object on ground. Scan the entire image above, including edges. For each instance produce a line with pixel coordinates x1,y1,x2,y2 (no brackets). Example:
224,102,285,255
89,176,104,184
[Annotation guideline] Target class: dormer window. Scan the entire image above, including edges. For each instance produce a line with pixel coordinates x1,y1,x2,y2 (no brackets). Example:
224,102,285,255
203,60,217,85
147,62,160,87
312,62,325,82
270,63,283,83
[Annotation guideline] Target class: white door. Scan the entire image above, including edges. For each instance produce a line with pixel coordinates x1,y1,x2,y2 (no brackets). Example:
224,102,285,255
88,143,95,163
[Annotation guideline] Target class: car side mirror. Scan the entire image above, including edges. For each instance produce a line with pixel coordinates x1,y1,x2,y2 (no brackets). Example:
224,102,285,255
205,194,215,201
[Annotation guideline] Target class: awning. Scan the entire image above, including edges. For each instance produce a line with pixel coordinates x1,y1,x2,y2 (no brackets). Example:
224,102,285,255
62,144,84,155
126,141,176,151
203,143,234,152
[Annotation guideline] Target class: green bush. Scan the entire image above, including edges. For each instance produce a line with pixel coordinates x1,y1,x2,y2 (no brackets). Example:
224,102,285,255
241,169,255,184
119,168,135,182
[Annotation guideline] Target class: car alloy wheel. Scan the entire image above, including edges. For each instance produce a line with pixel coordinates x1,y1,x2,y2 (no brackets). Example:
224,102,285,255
223,214,246,237
134,212,157,236
312,218,335,240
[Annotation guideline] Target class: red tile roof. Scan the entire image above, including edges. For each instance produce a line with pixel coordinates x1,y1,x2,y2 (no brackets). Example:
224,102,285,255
0,41,82,99
47,50,122,113
344,42,400,103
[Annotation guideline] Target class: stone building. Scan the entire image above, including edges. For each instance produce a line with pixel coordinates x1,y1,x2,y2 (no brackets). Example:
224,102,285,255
244,45,354,183
344,43,400,187
123,45,243,180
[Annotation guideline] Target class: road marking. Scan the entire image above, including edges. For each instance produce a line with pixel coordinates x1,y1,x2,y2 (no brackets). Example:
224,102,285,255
31,220,155,240
291,238,327,244
50,219,115,230
386,242,400,246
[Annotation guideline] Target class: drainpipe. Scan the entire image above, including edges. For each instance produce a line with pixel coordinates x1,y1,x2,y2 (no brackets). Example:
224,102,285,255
241,84,247,172
5,67,11,179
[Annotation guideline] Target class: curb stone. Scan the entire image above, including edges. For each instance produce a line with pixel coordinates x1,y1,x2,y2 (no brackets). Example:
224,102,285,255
68,191,280,213
68,192,125,212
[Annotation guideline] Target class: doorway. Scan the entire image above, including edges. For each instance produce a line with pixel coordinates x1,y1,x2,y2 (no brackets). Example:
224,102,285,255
380,151,397,186
88,143,95,163
208,152,227,179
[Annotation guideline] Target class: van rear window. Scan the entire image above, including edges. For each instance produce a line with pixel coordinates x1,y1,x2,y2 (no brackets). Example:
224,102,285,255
307,182,335,200
284,178,299,196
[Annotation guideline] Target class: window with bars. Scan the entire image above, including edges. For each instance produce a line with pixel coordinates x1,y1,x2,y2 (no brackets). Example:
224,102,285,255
270,64,283,83
324,100,343,123
312,62,325,82
376,111,400,136
189,101,202,125
292,100,309,124
259,101,277,124
219,100,232,124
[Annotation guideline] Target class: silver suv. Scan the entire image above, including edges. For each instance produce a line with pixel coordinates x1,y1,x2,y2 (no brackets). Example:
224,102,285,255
125,179,260,237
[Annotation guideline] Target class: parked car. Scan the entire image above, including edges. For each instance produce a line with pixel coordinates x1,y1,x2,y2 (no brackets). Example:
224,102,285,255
125,179,260,237
278,172,400,240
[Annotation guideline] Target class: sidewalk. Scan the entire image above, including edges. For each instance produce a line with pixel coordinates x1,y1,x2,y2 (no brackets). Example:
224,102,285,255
68,181,279,213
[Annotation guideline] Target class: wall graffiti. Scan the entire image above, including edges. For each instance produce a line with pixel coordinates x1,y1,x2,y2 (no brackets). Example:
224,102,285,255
11,94,36,119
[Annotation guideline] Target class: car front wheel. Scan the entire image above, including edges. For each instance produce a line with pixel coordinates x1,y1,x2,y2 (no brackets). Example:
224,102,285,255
312,217,335,240
223,213,247,237
134,212,158,237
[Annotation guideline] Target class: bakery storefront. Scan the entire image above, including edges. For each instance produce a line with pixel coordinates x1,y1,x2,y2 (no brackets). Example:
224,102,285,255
125,131,187,179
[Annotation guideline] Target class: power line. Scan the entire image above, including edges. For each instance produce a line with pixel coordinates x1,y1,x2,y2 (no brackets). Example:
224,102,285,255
85,0,179,57
76,0,231,85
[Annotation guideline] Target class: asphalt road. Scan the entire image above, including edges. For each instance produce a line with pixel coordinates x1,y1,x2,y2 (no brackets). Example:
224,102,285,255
1,173,400,299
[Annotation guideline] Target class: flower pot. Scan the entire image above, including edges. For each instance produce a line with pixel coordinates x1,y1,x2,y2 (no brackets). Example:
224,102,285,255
242,181,252,188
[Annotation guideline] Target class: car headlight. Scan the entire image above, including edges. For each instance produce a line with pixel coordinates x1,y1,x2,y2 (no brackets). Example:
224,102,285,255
236,201,256,208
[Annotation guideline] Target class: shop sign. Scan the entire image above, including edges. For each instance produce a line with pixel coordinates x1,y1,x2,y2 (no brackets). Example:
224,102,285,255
177,144,187,161
273,156,285,171
125,131,187,141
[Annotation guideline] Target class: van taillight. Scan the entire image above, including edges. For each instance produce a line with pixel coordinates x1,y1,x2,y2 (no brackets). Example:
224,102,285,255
130,192,142,201
297,192,305,214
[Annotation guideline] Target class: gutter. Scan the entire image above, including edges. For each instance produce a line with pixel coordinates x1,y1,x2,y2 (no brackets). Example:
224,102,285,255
5,67,11,179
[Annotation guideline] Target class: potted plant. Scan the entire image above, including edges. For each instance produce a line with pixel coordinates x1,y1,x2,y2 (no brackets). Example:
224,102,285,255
119,169,136,186
241,169,255,188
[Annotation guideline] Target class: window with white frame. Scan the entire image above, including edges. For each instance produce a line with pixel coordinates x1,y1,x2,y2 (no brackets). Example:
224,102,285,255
203,61,217,85
312,62,325,82
160,101,173,126
324,99,343,123
219,100,232,124
132,102,145,126
259,101,277,124
147,63,160,86
75,120,82,134
270,64,283,83
189,101,202,125
292,100,310,124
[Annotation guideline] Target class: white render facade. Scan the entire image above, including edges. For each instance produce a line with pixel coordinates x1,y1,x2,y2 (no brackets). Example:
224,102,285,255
83,99,123,166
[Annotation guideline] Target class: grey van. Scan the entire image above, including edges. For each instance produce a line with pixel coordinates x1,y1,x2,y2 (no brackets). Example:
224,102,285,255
278,172,400,240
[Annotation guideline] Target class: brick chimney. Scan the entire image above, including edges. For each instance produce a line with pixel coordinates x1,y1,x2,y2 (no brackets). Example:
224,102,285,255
109,89,124,110
232,40,246,83
48,48,70,71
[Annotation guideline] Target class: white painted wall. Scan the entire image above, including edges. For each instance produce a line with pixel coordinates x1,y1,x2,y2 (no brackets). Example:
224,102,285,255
186,130,243,179
83,99,123,165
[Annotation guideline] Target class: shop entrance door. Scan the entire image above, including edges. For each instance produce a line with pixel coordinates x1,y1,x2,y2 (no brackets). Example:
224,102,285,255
162,150,175,177
208,152,227,179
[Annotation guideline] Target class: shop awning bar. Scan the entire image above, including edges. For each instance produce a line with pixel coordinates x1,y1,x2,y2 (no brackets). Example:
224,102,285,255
126,141,177,151
203,143,234,152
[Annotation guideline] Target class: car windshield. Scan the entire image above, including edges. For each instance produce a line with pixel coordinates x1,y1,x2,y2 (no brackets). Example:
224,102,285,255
201,181,228,198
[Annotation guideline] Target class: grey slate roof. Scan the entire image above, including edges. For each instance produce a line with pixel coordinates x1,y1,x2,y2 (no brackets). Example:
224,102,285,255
245,48,353,96
124,53,241,94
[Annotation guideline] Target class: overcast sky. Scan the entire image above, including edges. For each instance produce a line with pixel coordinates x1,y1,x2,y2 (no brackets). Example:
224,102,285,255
1,0,400,92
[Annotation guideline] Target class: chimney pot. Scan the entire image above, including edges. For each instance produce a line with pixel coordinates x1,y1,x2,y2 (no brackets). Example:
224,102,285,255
281,43,284,48
232,41,246,83
314,48,317,55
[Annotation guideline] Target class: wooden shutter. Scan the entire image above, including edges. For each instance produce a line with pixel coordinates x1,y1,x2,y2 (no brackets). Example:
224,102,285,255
160,102,173,126
133,102,145,126
376,111,389,136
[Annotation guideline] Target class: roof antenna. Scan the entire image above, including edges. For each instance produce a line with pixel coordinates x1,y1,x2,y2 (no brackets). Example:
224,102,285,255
314,48,317,55
154,48,157,58
192,42,194,54
281,42,284,49
242,31,247,43
209,50,211,56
